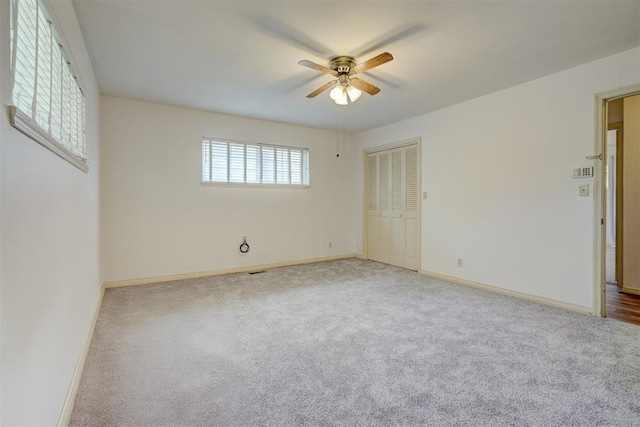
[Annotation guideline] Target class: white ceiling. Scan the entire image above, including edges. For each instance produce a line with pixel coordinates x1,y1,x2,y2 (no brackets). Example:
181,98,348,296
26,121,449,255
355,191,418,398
72,0,640,133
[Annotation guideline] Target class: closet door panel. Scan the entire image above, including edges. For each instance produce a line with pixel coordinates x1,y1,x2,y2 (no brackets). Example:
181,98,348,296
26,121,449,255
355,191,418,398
404,145,419,270
405,218,419,271
390,148,404,267
378,152,391,264
366,154,381,262
368,216,381,262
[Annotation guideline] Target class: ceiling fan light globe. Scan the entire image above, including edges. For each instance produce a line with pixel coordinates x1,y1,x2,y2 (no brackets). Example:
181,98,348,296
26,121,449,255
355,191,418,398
346,85,362,103
334,96,348,106
330,86,348,104
329,85,345,101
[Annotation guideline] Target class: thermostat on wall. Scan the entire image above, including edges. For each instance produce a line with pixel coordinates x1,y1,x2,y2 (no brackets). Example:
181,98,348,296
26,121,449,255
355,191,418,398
572,167,593,178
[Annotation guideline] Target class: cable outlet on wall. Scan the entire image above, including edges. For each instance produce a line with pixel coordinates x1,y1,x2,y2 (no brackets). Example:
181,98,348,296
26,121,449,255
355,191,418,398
329,242,333,249
579,184,589,197
242,235,247,241
457,258,463,268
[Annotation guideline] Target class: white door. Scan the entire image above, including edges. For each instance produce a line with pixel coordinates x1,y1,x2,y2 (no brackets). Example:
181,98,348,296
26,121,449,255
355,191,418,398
378,151,391,264
404,145,419,270
389,148,404,267
366,143,420,271
367,154,381,262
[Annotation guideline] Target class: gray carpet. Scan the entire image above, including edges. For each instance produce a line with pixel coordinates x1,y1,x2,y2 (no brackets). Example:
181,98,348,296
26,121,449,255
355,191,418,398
71,259,640,426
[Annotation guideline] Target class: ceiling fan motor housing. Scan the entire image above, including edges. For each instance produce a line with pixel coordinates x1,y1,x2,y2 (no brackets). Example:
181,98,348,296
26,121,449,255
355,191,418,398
330,56,356,75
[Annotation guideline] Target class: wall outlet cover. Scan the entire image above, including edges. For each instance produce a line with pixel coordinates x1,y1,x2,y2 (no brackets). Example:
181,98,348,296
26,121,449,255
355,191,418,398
579,184,589,197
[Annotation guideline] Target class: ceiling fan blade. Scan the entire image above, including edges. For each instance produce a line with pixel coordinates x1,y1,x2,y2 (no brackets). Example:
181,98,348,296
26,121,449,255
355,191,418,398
352,52,393,74
255,16,332,58
306,80,337,98
350,78,381,96
298,60,335,75
354,24,426,58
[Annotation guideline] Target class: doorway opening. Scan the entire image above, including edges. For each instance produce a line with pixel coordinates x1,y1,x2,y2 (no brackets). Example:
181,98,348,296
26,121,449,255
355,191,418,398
595,84,640,324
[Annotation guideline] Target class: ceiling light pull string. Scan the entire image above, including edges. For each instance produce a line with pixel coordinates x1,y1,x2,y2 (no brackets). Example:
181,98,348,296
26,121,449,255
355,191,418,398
336,103,340,157
335,104,347,158
342,105,346,152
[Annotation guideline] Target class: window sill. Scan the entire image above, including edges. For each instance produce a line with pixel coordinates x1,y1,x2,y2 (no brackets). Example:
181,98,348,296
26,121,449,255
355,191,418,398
201,182,310,189
7,105,88,173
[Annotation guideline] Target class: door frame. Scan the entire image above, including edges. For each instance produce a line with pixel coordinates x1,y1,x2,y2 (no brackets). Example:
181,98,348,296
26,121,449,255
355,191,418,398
362,137,422,270
607,121,623,291
593,84,640,317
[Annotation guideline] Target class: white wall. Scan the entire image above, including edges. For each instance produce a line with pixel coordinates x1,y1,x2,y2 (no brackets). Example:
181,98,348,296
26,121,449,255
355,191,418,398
355,48,640,310
101,96,356,283
0,3,5,422
0,0,101,424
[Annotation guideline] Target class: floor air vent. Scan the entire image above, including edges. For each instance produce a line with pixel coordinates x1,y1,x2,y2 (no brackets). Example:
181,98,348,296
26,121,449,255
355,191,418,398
248,270,266,275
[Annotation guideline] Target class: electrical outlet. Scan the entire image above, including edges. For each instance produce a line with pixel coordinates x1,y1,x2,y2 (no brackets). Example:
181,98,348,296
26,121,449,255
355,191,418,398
579,184,589,197
457,258,463,268
329,242,333,249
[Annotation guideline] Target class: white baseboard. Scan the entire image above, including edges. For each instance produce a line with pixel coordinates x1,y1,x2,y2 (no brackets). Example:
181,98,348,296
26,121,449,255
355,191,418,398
57,286,105,426
103,253,357,288
420,270,593,315
355,253,366,260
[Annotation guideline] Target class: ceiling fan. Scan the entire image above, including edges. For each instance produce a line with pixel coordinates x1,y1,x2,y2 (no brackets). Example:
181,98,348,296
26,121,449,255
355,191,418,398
298,52,393,105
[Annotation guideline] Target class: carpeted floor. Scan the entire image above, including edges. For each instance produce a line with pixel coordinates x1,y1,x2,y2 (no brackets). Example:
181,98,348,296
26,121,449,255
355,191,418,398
71,259,640,426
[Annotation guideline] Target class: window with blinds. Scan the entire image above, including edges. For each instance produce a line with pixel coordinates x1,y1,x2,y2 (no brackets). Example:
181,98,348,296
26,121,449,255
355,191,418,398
8,0,87,171
202,139,310,187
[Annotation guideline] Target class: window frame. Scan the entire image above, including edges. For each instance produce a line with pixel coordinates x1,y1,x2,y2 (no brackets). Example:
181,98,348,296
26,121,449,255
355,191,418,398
7,0,88,173
201,138,310,189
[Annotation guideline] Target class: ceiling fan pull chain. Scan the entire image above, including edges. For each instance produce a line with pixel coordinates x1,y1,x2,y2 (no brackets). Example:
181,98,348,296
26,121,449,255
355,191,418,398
342,106,347,150
338,104,341,156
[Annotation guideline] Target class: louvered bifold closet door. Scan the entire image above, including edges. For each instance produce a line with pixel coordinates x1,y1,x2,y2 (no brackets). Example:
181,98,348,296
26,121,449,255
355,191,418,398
378,151,391,263
367,144,419,270
389,148,405,267
367,153,382,262
404,145,419,270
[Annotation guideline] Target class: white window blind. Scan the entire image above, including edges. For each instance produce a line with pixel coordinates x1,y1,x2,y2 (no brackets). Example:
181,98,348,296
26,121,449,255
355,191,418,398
202,139,310,187
8,0,87,171
262,146,275,184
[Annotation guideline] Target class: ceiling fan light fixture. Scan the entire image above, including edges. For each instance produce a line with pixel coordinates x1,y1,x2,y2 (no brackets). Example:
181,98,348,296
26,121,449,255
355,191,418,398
334,95,348,106
346,85,361,103
299,52,393,102
329,85,342,101
330,85,348,105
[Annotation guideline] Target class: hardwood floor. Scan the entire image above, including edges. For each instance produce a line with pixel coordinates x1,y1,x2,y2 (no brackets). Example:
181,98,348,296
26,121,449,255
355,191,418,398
606,283,640,326
605,245,640,326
